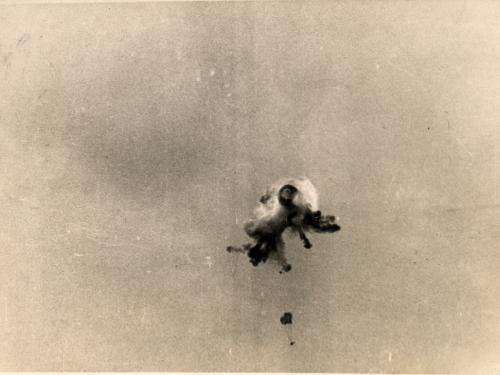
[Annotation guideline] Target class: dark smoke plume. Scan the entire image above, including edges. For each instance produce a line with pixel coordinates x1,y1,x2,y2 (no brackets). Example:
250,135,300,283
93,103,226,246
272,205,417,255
227,177,340,273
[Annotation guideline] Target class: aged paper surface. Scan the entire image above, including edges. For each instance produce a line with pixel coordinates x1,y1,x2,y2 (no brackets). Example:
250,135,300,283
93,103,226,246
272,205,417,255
1,1,499,372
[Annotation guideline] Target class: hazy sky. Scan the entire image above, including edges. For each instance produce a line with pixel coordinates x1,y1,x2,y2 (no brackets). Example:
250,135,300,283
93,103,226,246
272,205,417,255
1,1,499,372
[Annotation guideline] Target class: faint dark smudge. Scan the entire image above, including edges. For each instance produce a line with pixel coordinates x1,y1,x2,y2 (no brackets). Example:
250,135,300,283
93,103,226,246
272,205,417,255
17,34,30,47
38,89,48,100
444,204,500,213
3,52,12,68
174,263,193,269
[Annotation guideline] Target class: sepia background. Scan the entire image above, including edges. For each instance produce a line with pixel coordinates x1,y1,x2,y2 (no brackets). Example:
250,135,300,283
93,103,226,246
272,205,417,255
1,1,499,372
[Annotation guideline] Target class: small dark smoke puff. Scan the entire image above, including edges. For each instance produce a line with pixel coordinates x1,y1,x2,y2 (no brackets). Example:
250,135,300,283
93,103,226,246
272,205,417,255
303,210,341,233
246,235,279,266
280,312,293,325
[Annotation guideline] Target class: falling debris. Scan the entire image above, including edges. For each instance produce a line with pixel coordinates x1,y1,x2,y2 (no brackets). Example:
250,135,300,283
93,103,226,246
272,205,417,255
280,312,294,345
227,177,341,273
280,312,293,325
227,179,342,348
